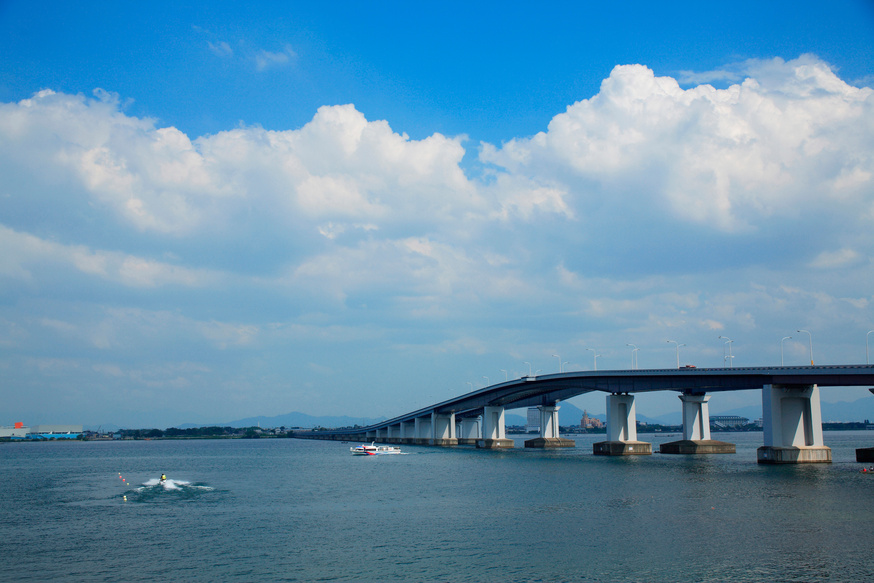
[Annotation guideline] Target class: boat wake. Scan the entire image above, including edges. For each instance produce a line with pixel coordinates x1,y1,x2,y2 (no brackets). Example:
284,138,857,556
140,478,202,491
124,478,215,503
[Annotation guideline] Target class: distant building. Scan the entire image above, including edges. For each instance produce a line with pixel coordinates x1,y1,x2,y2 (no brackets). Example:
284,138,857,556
0,422,28,438
580,410,603,429
526,408,540,433
711,415,748,429
1,424,84,440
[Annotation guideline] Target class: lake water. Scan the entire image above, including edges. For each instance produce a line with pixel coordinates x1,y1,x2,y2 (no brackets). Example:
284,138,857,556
2,432,873,582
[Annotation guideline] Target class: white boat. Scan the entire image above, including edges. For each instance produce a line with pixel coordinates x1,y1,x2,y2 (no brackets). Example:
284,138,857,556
350,442,402,455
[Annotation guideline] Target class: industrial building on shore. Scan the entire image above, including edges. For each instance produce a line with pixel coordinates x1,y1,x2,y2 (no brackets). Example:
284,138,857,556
0,423,83,440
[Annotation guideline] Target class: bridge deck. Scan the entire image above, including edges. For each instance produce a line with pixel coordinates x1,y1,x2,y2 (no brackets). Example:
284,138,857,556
304,365,874,436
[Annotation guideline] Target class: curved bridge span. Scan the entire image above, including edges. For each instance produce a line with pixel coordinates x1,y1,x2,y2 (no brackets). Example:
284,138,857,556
294,365,874,464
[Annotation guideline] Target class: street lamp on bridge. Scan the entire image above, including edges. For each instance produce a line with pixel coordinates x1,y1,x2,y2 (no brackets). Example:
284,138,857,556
666,339,685,369
867,331,874,365
780,336,792,366
797,329,813,365
718,336,734,368
552,354,562,373
626,344,639,369
586,348,600,371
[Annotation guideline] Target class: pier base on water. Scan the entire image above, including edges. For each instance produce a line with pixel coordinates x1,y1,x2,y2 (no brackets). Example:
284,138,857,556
476,438,514,449
758,384,830,464
856,447,874,463
524,437,575,448
593,440,652,456
757,445,831,464
660,439,735,454
429,438,458,447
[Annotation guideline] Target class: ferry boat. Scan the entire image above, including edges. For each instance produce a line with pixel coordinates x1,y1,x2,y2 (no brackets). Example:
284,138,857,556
350,443,402,455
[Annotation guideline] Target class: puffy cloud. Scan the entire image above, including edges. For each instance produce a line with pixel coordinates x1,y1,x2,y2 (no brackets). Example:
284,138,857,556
481,55,874,235
0,93,482,239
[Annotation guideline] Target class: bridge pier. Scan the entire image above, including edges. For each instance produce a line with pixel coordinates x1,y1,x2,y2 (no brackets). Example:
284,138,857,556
477,406,513,448
594,394,651,455
757,384,831,464
525,405,575,448
411,416,432,445
400,420,416,441
458,417,481,445
660,393,735,454
384,423,404,444
431,411,458,446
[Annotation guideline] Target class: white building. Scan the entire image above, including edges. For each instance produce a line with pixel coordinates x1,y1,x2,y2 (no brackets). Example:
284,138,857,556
0,424,29,438
30,424,83,435
526,408,540,433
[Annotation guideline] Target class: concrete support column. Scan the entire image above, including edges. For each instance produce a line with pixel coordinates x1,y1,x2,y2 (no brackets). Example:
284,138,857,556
430,411,458,446
400,420,415,441
606,393,637,442
758,384,831,463
541,405,560,439
414,416,432,445
594,394,651,455
525,405,574,448
385,423,402,444
681,393,711,441
458,417,481,445
660,393,735,454
477,406,513,449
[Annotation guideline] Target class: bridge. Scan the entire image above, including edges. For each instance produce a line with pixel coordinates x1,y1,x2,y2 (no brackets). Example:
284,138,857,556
293,364,874,463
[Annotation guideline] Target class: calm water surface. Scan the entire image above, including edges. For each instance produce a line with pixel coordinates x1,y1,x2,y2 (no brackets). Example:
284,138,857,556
2,432,873,582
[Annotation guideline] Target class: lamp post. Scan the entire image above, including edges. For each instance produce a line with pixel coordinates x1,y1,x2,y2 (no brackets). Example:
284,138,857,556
667,340,685,369
482,376,489,387
718,336,733,368
797,329,813,365
867,331,874,365
626,344,639,369
523,361,532,377
586,348,600,371
552,354,562,373
780,336,792,366
500,369,508,381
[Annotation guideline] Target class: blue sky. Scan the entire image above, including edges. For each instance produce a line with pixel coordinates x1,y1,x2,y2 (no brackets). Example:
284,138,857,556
1,1,873,428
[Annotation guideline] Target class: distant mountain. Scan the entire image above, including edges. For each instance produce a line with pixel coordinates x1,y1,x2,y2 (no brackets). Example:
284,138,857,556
216,411,385,429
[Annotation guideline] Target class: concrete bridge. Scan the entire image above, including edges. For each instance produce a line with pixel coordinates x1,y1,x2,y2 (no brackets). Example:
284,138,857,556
293,365,874,464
